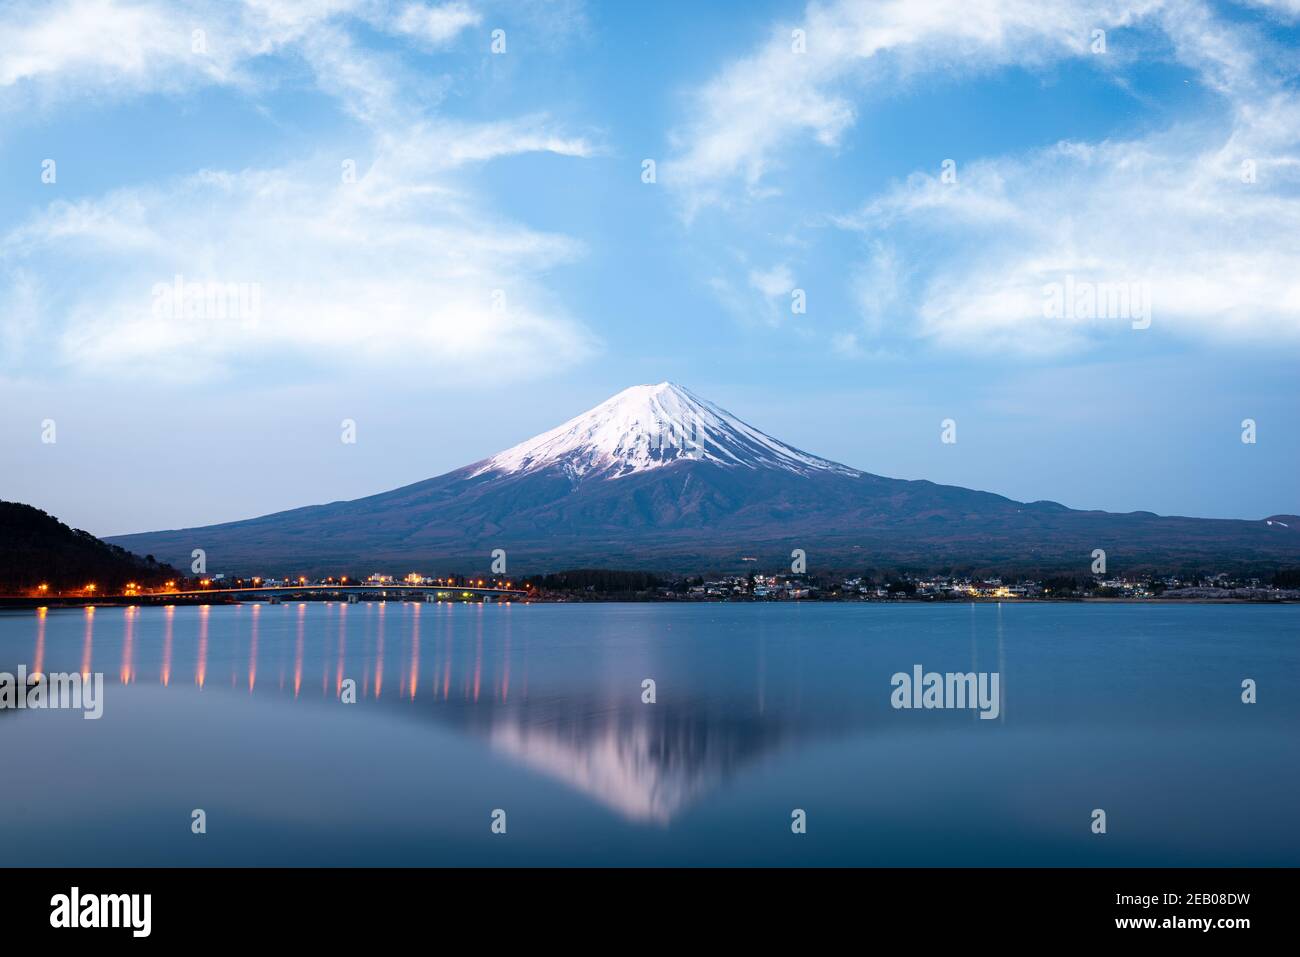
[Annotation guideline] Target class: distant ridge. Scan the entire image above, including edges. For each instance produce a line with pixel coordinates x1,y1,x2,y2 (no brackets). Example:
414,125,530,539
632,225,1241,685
107,384,1300,576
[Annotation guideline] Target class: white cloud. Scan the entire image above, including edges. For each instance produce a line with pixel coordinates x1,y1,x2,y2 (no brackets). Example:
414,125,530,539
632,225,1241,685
706,261,800,328
428,115,597,165
665,0,1160,216
1,132,596,383
0,0,485,112
674,0,1300,354
0,1,600,384
392,2,482,45
834,9,1300,355
891,137,1300,354
748,263,794,300
848,241,906,338
1234,0,1300,21
0,0,360,99
0,0,223,92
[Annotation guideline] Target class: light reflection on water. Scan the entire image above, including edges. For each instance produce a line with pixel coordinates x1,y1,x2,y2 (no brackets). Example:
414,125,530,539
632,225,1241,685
1,601,1297,866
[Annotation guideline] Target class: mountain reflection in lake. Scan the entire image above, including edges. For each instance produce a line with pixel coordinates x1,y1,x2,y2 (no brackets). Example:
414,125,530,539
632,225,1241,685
2,602,1297,866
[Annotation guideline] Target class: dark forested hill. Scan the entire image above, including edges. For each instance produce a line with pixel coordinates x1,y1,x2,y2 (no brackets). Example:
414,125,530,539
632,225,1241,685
0,500,178,593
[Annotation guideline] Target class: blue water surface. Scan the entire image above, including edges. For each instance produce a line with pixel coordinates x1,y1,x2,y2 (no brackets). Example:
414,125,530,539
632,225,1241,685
1,601,1295,866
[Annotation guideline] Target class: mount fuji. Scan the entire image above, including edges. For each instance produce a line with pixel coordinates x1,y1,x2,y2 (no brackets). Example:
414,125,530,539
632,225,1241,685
109,382,1299,576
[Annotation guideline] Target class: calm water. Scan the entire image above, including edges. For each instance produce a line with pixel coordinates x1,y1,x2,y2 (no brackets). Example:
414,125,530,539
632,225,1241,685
1,601,1297,866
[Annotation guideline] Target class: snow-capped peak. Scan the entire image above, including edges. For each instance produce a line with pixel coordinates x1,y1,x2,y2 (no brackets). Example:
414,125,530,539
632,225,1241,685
472,382,861,481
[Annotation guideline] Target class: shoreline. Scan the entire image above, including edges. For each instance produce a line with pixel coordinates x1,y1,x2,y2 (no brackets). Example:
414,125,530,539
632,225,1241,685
1,595,1295,609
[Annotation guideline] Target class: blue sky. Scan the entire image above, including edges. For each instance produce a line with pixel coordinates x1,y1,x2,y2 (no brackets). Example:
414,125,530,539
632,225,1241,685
1,0,1297,536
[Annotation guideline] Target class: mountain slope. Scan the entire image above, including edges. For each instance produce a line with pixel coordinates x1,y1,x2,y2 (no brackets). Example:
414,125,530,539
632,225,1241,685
106,383,1300,576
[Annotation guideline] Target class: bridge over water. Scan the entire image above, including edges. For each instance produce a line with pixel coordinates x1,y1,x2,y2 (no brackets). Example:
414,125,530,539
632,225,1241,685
163,584,528,603
0,583,529,609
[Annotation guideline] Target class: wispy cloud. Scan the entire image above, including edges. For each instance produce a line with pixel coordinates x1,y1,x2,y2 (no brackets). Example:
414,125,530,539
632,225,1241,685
834,4,1300,355
706,260,801,328
670,0,1300,355
840,112,1300,355
1234,0,1300,22
391,1,482,46
0,0,601,384
664,0,1157,217
0,0,349,100
1,127,596,383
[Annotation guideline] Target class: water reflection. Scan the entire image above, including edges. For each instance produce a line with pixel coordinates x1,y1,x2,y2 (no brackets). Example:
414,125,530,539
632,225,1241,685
162,605,174,687
407,603,419,702
119,607,132,684
3,602,1296,868
475,695,798,824
196,605,209,689
33,607,46,676
4,603,875,825
248,603,260,693
80,606,94,679
336,602,347,700
374,602,385,699
293,603,306,698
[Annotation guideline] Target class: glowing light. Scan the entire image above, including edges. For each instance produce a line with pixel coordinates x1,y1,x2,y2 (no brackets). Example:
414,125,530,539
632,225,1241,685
80,605,95,678
196,605,210,688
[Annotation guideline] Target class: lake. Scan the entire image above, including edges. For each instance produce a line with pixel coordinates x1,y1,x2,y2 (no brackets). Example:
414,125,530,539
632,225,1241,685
1,601,1296,866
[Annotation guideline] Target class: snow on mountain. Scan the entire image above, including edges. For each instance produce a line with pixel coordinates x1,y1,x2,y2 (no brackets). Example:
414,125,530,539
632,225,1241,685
471,382,861,481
